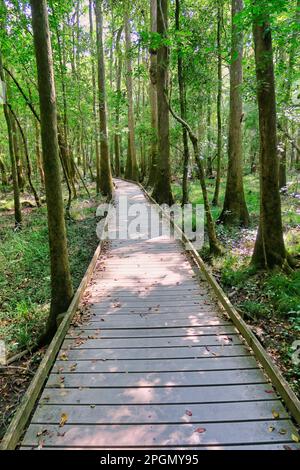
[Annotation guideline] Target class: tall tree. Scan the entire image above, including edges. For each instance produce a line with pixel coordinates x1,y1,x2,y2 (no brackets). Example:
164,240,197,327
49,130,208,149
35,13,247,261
0,51,22,228
114,26,123,177
251,2,289,268
95,0,113,198
147,0,158,187
218,0,249,226
124,2,139,181
30,0,73,341
212,0,223,206
152,0,174,205
89,0,101,193
175,0,190,206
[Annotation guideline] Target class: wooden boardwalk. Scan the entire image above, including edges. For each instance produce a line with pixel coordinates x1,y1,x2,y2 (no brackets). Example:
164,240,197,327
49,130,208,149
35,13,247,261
21,180,300,450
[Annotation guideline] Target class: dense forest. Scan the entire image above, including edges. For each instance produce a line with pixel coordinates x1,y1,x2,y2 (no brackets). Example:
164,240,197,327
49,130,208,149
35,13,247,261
0,0,299,442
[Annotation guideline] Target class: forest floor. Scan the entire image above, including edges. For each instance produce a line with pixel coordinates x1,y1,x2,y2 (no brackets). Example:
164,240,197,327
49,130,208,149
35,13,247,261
173,173,300,400
0,183,102,439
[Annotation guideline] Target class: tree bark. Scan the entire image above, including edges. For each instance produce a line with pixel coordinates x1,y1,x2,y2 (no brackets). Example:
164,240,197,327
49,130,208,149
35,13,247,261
34,118,45,187
0,155,8,186
152,0,174,205
218,0,249,226
124,3,139,181
11,111,25,192
279,0,300,187
175,0,190,206
212,0,223,206
30,0,73,341
0,51,22,228
167,100,222,255
114,26,123,177
147,0,158,187
94,0,113,198
251,7,288,269
9,106,41,207
89,0,101,192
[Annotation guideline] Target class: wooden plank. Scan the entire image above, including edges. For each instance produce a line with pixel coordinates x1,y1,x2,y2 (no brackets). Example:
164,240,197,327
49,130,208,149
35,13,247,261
88,310,222,327
38,383,274,405
92,300,209,308
53,356,259,373
67,325,236,338
74,318,229,329
30,400,287,425
60,345,250,361
93,292,206,299
21,420,298,448
20,443,300,450
89,305,216,321
62,335,241,350
46,369,266,388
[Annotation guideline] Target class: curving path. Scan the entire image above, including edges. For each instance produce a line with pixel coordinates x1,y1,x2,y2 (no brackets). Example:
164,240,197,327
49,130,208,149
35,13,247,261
21,180,300,450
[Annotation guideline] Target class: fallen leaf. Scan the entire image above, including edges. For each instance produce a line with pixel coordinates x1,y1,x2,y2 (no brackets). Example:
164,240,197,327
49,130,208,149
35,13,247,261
36,429,48,437
59,413,68,427
278,429,287,435
268,426,275,433
37,439,44,450
272,410,280,419
195,427,206,433
59,352,68,361
291,433,300,443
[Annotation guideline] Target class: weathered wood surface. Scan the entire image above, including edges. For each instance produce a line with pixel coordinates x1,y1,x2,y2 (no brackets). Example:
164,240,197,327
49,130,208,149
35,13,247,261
21,180,300,450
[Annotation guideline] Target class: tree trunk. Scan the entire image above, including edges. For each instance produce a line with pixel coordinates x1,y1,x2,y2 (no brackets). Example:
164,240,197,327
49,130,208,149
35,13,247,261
218,0,249,226
0,155,8,186
152,0,174,205
0,52,22,227
124,3,139,181
167,102,222,255
11,111,25,192
89,0,101,193
206,93,213,178
34,119,45,187
30,0,73,341
212,0,223,206
251,7,288,269
94,0,113,198
114,26,123,177
278,0,300,187
9,106,41,207
147,0,158,187
175,0,190,206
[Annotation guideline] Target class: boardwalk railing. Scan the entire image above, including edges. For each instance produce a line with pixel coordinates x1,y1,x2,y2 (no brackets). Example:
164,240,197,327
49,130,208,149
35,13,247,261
135,180,300,426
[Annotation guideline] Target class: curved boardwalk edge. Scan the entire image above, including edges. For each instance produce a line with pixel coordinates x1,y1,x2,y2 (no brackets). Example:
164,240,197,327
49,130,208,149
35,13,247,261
136,179,300,426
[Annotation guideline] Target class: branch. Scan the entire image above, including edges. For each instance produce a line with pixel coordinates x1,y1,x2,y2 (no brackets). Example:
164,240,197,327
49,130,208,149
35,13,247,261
4,67,40,122
165,90,197,144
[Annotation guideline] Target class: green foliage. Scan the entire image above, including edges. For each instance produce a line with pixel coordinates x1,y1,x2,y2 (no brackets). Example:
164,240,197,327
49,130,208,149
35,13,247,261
0,191,101,354
266,271,300,317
